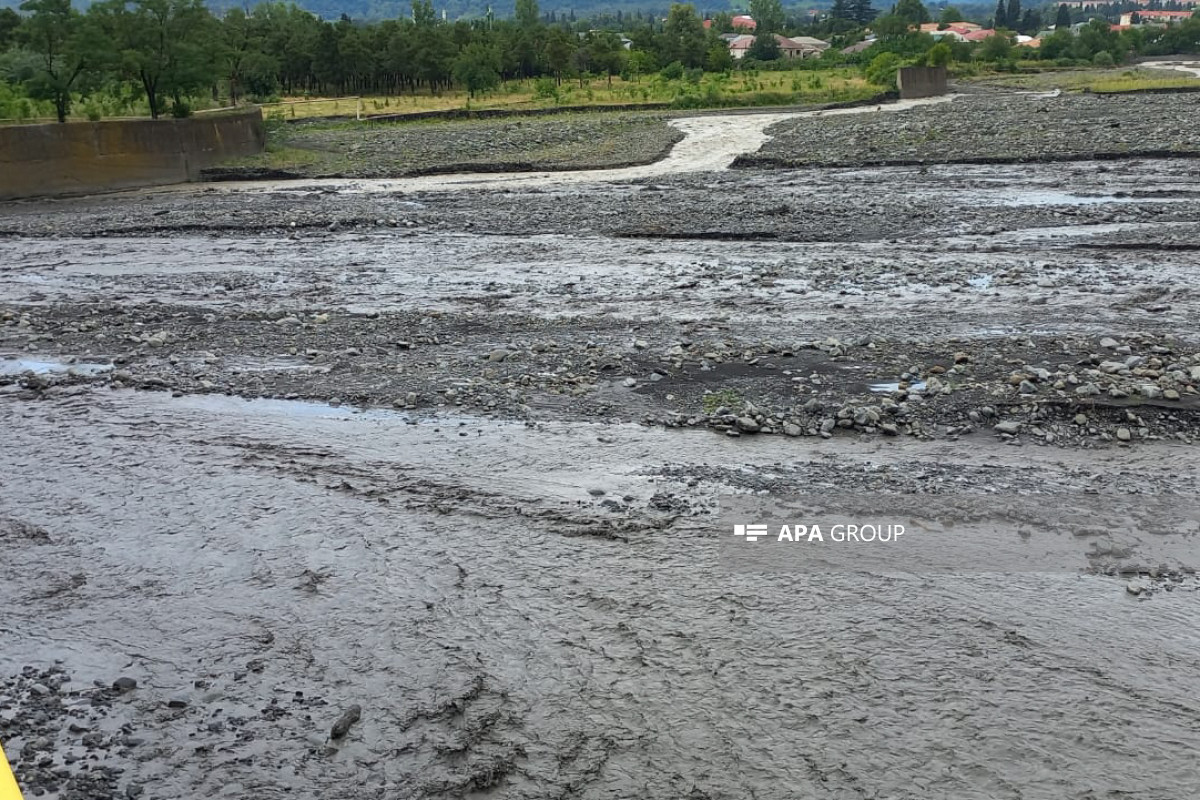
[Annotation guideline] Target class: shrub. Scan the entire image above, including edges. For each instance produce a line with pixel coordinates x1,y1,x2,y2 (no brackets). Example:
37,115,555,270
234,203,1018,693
927,42,952,67
533,77,558,101
1093,51,1116,67
864,52,903,87
659,61,685,81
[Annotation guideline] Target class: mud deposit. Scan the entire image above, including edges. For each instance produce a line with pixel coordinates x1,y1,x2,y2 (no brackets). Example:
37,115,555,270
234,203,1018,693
4,101,1200,799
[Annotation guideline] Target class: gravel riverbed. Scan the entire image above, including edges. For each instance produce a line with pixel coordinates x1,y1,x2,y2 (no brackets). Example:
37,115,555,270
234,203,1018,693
743,92,1200,168
4,96,1200,799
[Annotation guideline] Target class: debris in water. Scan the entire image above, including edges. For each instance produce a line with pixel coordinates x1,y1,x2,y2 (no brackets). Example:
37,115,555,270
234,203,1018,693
330,704,362,739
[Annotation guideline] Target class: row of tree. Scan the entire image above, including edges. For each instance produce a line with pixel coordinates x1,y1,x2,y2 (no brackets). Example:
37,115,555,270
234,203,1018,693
4,0,761,120
3,0,1200,123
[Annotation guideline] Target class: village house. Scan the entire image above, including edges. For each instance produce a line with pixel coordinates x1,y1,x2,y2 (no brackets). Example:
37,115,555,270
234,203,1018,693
1061,0,1195,7
917,22,984,42
1120,9,1196,24
840,38,876,55
728,33,831,59
703,14,757,31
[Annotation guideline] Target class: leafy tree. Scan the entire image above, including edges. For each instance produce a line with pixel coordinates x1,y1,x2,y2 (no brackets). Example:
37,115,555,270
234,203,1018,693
452,42,499,98
927,41,951,65
1006,0,1021,31
708,11,734,33
939,7,964,24
747,33,782,60
414,25,454,92
850,0,878,24
993,0,1007,29
386,23,417,92
864,50,901,85
411,0,436,29
873,14,911,38
1055,4,1071,29
221,8,278,103
335,21,375,94
658,4,706,69
18,0,103,122
96,0,217,119
624,48,655,81
1076,17,1119,61
544,27,575,84
830,0,855,21
515,0,539,30
979,31,1013,60
586,31,625,86
705,40,733,72
893,0,930,25
0,7,20,50
258,3,321,95
1039,27,1074,58
749,0,784,35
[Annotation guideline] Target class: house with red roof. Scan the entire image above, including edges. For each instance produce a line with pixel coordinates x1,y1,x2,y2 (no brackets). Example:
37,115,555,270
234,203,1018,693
964,28,999,42
703,14,757,31
1120,10,1195,24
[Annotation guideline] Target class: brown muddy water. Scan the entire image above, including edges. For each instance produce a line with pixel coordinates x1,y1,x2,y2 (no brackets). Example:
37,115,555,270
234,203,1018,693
3,113,1200,799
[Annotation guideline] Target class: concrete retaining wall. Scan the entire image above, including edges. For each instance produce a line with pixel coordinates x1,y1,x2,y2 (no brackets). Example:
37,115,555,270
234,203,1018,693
897,67,948,100
0,109,265,200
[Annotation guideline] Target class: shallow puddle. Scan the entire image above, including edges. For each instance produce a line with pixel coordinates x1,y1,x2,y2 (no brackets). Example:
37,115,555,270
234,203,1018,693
0,357,112,377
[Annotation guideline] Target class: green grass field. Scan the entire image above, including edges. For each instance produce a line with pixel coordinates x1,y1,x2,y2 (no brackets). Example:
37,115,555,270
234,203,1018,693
260,69,881,121
2,68,881,125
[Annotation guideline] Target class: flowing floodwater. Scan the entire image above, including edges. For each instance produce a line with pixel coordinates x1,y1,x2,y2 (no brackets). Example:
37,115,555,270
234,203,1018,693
1143,60,1200,78
3,386,1200,798
138,95,957,197
4,102,1200,800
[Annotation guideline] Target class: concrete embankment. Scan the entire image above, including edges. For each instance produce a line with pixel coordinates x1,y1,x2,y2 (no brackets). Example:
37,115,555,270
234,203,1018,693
0,109,265,201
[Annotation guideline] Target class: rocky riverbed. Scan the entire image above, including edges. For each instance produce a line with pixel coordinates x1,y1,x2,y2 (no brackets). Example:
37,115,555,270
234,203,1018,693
4,97,1200,799
743,92,1200,168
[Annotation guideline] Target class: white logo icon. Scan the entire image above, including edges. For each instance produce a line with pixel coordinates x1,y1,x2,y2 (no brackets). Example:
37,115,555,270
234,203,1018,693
734,524,769,542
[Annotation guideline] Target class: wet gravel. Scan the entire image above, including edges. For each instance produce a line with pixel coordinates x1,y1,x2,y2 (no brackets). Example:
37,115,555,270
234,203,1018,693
3,156,1200,447
4,100,1200,799
743,92,1200,168
5,158,1200,245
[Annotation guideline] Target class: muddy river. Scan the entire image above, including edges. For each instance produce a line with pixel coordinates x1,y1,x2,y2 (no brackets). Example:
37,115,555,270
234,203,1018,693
2,102,1200,800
